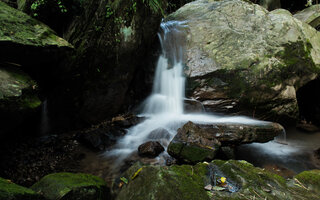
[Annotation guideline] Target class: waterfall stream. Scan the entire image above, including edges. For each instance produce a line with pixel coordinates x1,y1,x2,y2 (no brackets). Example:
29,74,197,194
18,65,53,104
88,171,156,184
105,21,264,163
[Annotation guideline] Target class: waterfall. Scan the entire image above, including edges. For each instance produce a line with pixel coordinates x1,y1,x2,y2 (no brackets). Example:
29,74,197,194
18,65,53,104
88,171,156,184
105,21,263,162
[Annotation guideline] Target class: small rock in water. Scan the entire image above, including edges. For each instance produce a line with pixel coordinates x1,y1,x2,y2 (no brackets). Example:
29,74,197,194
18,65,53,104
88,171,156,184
204,184,212,191
138,141,165,158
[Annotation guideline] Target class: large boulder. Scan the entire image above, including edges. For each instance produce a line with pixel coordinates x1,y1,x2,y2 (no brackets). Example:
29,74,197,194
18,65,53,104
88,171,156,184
0,177,44,200
294,5,320,31
31,172,110,200
114,160,320,200
168,0,320,122
167,121,283,163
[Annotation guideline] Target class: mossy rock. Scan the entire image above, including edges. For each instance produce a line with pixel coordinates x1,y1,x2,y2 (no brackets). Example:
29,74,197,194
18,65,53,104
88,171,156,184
114,162,210,200
0,177,44,200
0,66,41,137
295,170,320,192
115,160,320,200
31,173,110,200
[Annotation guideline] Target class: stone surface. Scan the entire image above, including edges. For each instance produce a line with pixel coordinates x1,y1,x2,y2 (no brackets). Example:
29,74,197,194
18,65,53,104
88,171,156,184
114,160,320,200
168,0,320,122
294,5,320,31
168,121,284,163
31,172,110,200
0,65,41,137
0,177,44,200
138,141,165,158
184,99,205,113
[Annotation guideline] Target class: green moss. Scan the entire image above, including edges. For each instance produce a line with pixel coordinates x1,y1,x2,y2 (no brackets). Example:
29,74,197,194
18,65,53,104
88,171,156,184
31,172,108,200
168,142,218,164
0,177,43,200
295,170,320,191
0,1,71,47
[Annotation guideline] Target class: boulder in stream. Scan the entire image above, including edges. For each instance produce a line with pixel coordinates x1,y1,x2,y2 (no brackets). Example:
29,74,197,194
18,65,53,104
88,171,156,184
138,141,165,158
168,121,284,163
114,160,320,200
168,0,320,122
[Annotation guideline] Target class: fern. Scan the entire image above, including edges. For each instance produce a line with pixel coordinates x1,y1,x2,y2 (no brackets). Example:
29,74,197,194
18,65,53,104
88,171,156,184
142,0,165,15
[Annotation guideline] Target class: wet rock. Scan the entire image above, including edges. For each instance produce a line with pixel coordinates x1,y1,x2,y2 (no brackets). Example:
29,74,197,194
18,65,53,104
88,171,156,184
294,5,320,31
168,0,320,122
184,99,205,113
148,128,171,141
219,146,236,160
31,172,110,200
115,160,320,200
168,121,284,163
0,177,44,200
138,141,165,158
167,121,221,163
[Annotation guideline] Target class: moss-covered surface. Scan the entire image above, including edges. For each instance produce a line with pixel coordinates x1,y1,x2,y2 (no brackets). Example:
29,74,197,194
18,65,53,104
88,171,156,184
168,142,218,163
115,160,320,200
0,1,71,47
0,177,44,200
295,170,320,192
31,172,109,200
115,162,210,200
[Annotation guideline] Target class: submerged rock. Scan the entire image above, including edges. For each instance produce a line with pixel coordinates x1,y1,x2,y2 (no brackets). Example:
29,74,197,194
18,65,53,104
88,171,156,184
31,172,110,200
115,160,320,200
294,5,320,31
168,121,283,163
168,0,320,122
138,141,165,158
0,177,44,200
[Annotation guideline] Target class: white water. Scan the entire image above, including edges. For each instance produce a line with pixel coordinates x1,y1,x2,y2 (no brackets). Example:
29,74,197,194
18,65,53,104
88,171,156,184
105,21,266,162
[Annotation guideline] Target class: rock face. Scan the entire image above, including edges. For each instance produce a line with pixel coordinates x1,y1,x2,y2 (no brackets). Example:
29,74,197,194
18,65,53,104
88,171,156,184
294,5,320,31
138,141,165,158
0,66,41,137
47,0,164,127
167,121,283,163
0,1,73,135
0,177,44,200
168,0,320,122
115,160,320,200
31,172,110,200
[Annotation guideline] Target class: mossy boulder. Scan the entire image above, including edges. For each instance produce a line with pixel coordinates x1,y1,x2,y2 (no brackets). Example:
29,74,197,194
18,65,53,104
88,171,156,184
168,0,320,122
115,160,320,200
0,177,44,200
294,169,320,192
31,172,110,200
0,65,41,137
114,162,210,200
294,5,320,31
167,121,283,163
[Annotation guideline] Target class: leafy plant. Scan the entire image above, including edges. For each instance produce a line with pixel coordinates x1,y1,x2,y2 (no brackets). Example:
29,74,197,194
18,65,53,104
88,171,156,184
142,0,165,15
105,5,114,18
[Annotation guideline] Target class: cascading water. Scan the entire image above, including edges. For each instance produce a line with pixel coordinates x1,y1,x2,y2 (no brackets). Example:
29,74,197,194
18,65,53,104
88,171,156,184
106,21,264,163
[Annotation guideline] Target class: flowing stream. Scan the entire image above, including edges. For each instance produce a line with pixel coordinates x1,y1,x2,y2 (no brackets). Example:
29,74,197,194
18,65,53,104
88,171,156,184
105,21,265,164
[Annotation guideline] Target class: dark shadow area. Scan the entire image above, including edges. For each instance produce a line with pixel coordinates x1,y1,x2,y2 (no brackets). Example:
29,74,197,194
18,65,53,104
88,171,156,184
296,77,320,126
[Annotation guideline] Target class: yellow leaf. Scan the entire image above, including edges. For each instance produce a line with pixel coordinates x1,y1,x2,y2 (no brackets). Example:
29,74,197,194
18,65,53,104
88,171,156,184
131,167,143,180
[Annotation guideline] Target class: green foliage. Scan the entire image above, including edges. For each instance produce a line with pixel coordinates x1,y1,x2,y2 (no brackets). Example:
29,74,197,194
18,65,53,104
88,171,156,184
31,0,67,17
105,4,113,18
142,0,165,15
